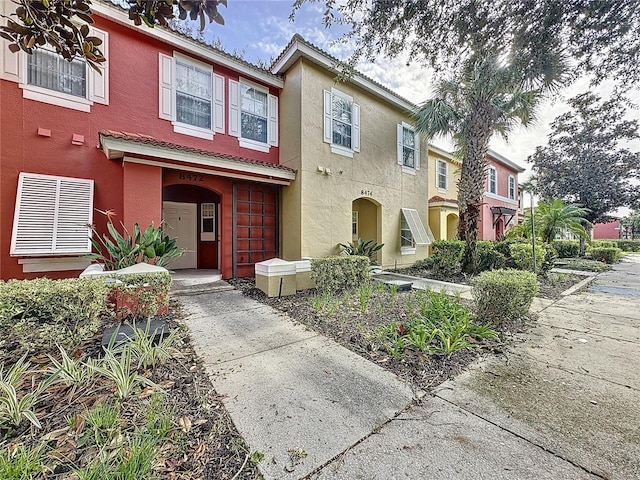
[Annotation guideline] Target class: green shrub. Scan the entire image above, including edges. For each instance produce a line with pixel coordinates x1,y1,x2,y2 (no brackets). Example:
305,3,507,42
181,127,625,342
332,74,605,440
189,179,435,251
376,290,497,357
590,240,616,249
311,256,370,293
509,243,547,273
552,240,580,258
472,269,539,324
587,247,623,264
412,257,434,270
477,241,506,272
0,278,110,352
611,239,640,252
554,258,609,272
429,240,464,278
108,272,172,319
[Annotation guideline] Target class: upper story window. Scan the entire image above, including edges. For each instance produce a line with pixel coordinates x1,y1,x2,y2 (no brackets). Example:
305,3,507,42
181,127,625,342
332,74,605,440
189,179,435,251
229,78,278,152
397,123,420,172
159,52,224,140
27,50,86,97
175,60,212,130
323,88,360,158
436,159,448,190
1,25,109,112
241,83,268,143
488,166,497,194
508,175,516,200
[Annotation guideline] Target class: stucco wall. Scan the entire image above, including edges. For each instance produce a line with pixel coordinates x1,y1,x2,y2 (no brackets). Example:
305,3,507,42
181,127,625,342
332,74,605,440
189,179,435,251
280,59,430,269
480,156,521,240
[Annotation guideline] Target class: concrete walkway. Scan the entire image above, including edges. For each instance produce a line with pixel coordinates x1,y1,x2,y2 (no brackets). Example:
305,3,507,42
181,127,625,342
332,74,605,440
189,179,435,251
176,256,640,480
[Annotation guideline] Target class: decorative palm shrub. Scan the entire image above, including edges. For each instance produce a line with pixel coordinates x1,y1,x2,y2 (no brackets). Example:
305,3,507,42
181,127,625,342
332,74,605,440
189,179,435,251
339,238,384,264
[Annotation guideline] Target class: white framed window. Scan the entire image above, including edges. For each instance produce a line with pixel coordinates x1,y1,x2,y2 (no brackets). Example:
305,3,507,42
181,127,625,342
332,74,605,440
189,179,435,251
7,27,109,112
176,59,212,130
159,52,225,140
508,175,516,200
401,215,414,249
488,166,497,194
11,173,94,256
201,203,216,241
323,88,360,157
397,122,420,172
229,78,278,152
352,211,359,241
436,159,448,190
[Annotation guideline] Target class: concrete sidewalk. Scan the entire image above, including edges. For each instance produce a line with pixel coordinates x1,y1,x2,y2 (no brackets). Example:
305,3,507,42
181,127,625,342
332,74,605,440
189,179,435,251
176,256,640,479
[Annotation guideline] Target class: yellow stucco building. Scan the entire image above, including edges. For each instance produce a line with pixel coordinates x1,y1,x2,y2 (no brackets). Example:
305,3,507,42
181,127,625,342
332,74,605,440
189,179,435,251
272,35,434,269
427,145,461,241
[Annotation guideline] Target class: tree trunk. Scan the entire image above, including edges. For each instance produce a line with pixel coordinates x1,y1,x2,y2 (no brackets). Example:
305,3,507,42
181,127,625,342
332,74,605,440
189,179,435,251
458,106,494,274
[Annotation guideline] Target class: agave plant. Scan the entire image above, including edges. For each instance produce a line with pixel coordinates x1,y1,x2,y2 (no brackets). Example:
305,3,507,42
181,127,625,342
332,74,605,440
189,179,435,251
90,212,181,271
339,238,384,262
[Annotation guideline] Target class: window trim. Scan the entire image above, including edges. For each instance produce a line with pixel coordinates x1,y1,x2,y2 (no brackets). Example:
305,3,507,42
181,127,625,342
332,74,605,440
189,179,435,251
508,175,516,200
436,159,448,191
11,172,94,256
229,77,278,152
159,51,224,140
488,166,497,194
323,88,360,157
397,122,420,172
17,28,108,112
352,211,359,241
201,202,216,241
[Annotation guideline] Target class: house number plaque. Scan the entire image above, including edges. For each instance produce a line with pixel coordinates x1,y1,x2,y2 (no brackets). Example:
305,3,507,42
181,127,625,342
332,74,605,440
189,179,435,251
178,172,205,182
360,190,373,196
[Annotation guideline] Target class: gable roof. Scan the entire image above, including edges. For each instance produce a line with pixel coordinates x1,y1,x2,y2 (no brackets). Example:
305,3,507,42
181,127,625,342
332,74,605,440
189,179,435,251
92,0,283,88
271,34,415,112
487,149,526,173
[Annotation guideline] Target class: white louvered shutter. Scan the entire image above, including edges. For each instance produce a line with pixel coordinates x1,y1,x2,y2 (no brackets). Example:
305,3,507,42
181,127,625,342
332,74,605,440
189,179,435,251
397,124,403,165
268,93,278,146
0,0,19,83
158,53,174,120
213,73,225,133
228,79,240,137
323,89,332,144
90,28,109,105
11,173,93,255
352,103,360,152
414,132,420,170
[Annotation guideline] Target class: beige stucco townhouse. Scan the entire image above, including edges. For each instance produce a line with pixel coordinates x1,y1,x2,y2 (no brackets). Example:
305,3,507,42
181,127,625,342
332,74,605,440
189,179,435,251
427,145,462,241
272,35,434,269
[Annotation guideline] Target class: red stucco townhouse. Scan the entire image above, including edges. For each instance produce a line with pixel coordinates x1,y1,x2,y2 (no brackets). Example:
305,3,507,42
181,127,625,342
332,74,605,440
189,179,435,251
479,150,525,240
0,0,295,281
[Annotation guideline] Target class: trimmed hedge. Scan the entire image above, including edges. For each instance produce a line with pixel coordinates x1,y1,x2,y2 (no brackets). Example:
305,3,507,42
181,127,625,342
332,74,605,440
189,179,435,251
477,241,507,272
590,240,616,249
0,277,111,351
509,243,547,274
430,240,464,278
472,269,539,325
311,256,370,292
108,272,172,319
552,240,580,258
610,239,640,252
587,247,623,264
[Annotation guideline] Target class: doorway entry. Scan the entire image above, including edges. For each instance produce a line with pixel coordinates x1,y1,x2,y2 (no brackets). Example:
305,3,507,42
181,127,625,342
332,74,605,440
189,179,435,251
162,201,197,269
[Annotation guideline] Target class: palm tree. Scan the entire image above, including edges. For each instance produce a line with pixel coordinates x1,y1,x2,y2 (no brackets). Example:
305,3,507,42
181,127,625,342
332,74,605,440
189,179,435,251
413,52,564,273
535,199,590,244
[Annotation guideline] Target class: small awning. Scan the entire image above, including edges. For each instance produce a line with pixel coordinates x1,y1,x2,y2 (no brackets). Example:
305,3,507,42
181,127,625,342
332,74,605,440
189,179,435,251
490,206,517,227
401,208,435,245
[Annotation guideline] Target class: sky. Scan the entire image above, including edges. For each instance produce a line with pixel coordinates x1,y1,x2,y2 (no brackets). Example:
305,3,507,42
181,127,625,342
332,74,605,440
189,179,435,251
194,1,640,185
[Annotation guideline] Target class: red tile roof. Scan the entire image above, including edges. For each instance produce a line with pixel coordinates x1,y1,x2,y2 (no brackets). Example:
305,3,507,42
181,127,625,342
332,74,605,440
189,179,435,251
98,130,296,174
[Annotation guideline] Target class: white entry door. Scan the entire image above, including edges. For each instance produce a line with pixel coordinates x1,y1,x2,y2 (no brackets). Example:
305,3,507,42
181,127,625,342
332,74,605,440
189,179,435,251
162,201,197,269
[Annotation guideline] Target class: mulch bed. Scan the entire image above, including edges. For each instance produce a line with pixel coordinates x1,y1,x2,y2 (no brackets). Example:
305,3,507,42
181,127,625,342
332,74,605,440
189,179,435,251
228,278,533,394
0,303,260,479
